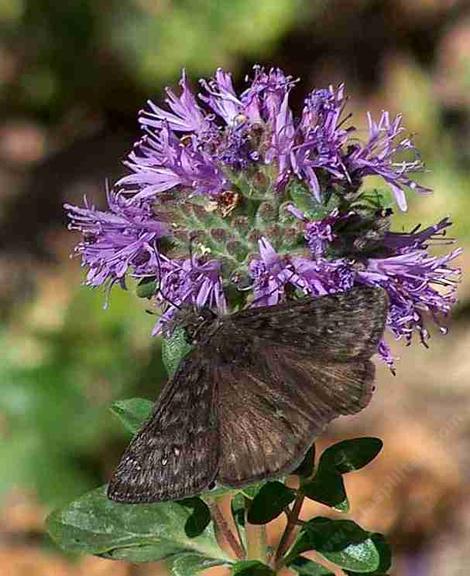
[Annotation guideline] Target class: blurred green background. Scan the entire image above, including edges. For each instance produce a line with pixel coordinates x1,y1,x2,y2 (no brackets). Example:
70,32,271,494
0,1,469,575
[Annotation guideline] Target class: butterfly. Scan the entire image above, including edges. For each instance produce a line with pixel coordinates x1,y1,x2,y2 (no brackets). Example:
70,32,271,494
107,285,388,503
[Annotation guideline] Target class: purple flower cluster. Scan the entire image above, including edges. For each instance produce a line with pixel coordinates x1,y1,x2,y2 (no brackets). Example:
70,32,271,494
118,67,429,207
65,66,460,366
65,188,167,290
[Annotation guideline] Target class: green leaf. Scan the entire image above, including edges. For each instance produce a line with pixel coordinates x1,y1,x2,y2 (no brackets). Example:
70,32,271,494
109,398,153,434
201,484,238,501
302,469,349,512
179,498,212,538
345,533,392,575
247,481,296,525
289,182,332,220
46,486,229,563
370,533,392,573
168,552,228,575
320,438,383,475
231,492,246,527
232,560,276,575
162,328,193,378
293,445,316,478
290,556,335,575
289,517,380,573
300,439,382,513
240,482,266,500
136,278,158,299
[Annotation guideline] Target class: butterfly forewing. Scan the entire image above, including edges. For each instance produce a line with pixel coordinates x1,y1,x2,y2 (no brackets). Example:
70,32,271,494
231,285,388,360
107,350,219,503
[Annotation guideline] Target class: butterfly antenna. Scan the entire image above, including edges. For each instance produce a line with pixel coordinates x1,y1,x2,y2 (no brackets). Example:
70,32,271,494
187,233,200,314
155,248,181,311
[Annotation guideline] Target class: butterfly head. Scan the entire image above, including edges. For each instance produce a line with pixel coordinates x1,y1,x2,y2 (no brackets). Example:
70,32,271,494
172,306,219,344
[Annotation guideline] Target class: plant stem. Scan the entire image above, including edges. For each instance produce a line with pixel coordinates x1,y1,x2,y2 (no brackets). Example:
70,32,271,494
207,499,245,560
274,493,305,569
244,496,267,563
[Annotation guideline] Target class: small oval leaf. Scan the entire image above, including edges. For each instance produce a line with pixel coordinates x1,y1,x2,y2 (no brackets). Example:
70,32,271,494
320,438,383,475
247,481,296,525
110,398,153,434
293,445,316,478
162,328,193,378
179,498,212,538
302,470,349,512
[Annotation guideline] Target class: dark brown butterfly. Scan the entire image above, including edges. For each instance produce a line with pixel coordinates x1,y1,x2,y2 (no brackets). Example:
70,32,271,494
107,285,388,503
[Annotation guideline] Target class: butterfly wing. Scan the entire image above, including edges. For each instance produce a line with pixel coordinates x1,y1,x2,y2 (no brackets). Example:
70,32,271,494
216,286,387,486
108,286,388,500
231,285,388,361
107,349,219,503
217,341,375,486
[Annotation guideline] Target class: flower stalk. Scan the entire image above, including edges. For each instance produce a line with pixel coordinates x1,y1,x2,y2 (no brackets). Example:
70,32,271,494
207,499,245,561
274,493,305,569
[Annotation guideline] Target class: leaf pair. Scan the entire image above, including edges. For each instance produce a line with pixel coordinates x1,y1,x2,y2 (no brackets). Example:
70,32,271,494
301,437,383,512
245,438,382,525
287,517,391,574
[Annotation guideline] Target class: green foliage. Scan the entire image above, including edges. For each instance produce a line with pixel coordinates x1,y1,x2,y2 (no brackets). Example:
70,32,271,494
247,481,296,525
180,498,212,538
232,560,276,575
344,534,392,576
302,469,349,512
2,0,301,118
46,485,229,564
288,518,381,573
168,552,228,576
0,287,163,507
301,438,383,512
290,557,335,575
46,413,390,574
319,438,383,474
111,0,301,89
162,327,193,377
110,398,153,434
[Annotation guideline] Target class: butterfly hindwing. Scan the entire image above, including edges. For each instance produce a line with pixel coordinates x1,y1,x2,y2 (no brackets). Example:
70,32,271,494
217,340,375,487
107,349,219,503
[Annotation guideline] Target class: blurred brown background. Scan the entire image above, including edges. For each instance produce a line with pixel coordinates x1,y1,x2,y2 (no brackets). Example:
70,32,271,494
0,1,469,575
